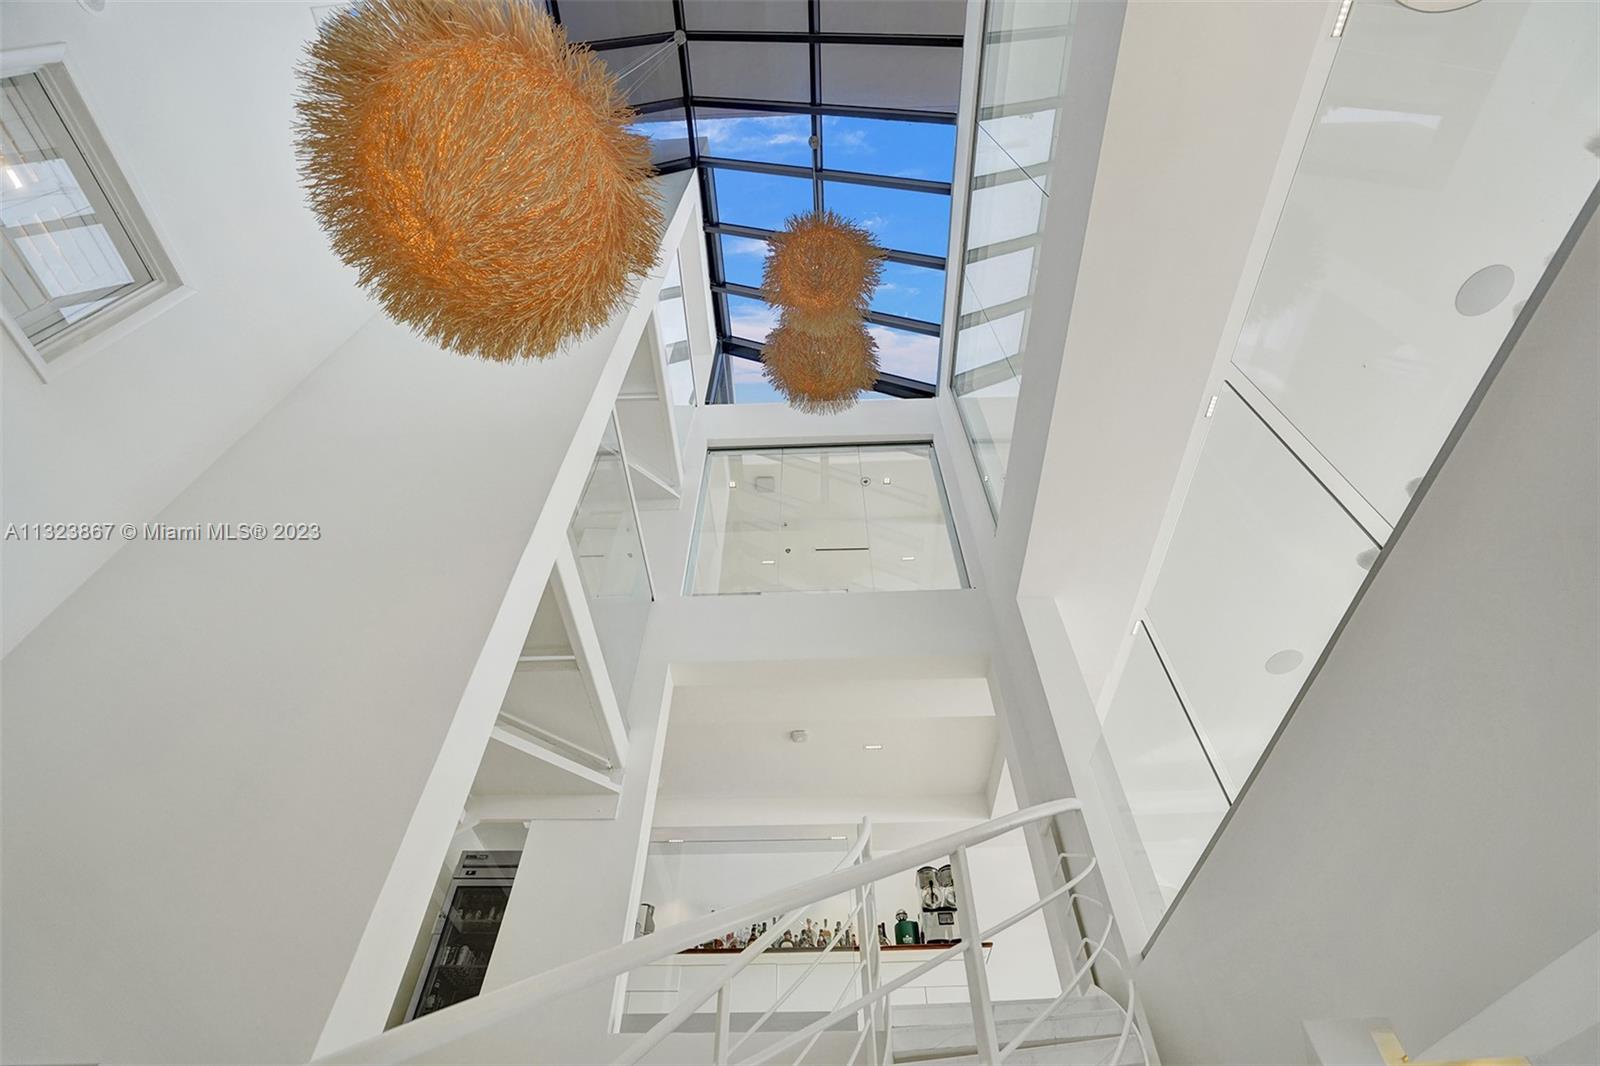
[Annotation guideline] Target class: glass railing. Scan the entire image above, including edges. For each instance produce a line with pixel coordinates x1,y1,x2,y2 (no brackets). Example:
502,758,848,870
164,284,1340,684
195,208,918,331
568,414,652,709
686,444,968,595
948,0,1076,518
1097,0,1599,935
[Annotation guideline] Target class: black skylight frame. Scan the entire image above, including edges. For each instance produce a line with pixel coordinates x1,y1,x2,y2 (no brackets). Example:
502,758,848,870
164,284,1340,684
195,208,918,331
546,0,959,401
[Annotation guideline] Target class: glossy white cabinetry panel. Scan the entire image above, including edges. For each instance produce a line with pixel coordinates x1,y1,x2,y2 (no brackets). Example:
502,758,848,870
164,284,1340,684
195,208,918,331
1147,389,1372,792
1231,0,1599,524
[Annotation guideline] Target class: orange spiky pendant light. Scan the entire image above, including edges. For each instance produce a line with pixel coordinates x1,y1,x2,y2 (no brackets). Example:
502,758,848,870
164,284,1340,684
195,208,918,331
762,211,885,411
296,0,663,362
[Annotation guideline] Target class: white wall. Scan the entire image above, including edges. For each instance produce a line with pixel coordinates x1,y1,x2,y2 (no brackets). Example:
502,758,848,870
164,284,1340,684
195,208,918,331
1011,0,1336,699
1135,196,1599,1063
0,174,695,1064
1,1,376,653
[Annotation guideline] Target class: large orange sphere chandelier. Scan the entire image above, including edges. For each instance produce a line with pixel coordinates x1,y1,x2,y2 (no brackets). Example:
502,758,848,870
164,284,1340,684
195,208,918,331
761,211,885,411
296,0,664,362
762,318,881,415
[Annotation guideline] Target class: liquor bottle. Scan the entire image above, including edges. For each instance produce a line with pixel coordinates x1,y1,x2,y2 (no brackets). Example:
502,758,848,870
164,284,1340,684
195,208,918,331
878,922,889,946
833,921,843,948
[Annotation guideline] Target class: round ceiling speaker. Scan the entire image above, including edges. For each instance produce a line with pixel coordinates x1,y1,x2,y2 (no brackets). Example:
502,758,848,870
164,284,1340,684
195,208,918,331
1455,264,1515,316
1264,649,1305,675
1396,0,1484,11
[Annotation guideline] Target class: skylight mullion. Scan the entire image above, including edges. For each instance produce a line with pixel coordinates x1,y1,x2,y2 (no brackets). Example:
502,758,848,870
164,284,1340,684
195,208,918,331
681,30,962,47
585,31,677,52
808,0,823,217
689,96,955,126
712,281,940,338
704,221,946,271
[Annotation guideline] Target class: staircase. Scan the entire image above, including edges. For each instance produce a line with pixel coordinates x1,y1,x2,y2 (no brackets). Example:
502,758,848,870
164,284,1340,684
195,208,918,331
892,992,1144,1065
312,798,1150,1066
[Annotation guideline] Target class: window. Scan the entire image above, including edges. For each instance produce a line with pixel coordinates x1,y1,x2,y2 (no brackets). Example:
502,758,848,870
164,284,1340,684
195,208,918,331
688,444,967,594
1,63,178,371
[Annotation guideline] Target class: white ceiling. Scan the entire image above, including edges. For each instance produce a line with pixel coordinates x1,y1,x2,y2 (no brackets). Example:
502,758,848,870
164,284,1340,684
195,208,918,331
1,1,376,654
659,675,999,809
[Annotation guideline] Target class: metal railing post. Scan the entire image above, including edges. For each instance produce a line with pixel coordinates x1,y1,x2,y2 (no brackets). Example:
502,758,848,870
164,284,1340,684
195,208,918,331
714,984,731,1066
950,846,1000,1064
854,817,880,1066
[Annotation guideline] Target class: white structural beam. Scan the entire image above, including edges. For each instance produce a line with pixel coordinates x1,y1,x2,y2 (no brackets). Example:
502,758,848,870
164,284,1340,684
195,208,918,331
487,726,622,796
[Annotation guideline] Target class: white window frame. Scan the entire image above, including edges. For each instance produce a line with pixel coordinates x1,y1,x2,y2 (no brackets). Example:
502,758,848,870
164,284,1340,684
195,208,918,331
1,44,190,382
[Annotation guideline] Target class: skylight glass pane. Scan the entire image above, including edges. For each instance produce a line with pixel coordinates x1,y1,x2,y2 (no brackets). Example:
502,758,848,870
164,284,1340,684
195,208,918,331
822,117,956,182
725,294,778,344
820,44,962,113
727,355,784,404
694,110,812,167
821,0,966,35
719,234,769,289
558,0,674,41
687,41,810,103
872,263,944,325
596,43,682,105
823,181,950,258
628,108,691,163
711,169,813,231
867,323,939,384
683,0,807,31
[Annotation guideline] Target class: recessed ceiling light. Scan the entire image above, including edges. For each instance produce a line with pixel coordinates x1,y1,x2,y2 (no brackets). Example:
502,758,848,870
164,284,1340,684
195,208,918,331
1455,264,1514,317
667,838,684,843
829,835,847,841
1264,649,1304,675
729,480,737,488
761,559,776,565
1205,395,1218,419
900,555,916,562
863,744,884,750
882,477,892,485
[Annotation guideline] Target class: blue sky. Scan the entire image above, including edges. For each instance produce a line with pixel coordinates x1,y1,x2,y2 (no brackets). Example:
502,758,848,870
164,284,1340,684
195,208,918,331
704,112,955,388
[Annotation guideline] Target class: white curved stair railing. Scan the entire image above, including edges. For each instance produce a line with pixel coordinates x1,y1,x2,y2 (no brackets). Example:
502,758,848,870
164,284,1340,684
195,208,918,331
311,799,1149,1066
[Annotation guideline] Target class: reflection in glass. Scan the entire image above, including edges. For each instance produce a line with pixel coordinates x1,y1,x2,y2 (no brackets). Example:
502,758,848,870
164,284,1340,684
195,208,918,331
948,0,1075,517
655,252,694,420
1,73,154,346
627,108,692,164
689,445,966,594
1145,389,1371,792
1228,0,1599,524
569,416,652,708
1100,628,1229,919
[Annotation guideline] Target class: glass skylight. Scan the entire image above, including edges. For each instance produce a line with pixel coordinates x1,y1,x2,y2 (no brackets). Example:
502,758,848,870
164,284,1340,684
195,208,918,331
557,0,962,400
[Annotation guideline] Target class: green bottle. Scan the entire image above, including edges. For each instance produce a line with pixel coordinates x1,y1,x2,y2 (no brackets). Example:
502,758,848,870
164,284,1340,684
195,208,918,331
894,909,920,945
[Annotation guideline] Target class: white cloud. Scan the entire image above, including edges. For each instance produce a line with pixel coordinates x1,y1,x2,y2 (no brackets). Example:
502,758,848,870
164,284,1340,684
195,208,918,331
699,114,811,157
729,300,779,343
868,325,938,381
725,236,771,258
